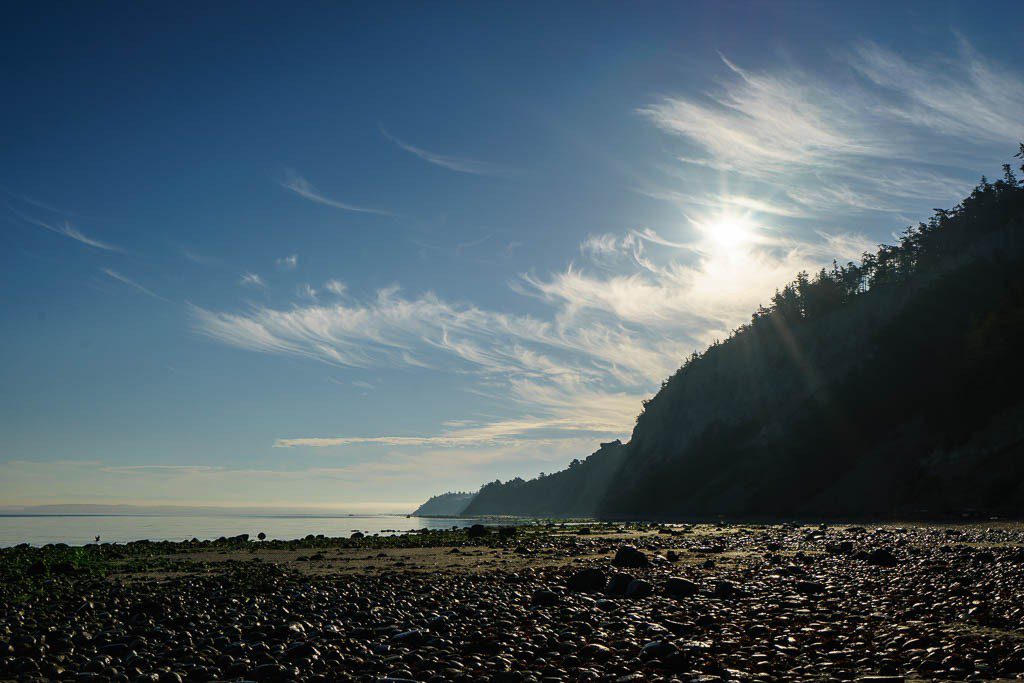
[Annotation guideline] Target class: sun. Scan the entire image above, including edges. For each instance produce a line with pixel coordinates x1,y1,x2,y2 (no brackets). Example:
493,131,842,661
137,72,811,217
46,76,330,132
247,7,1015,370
701,211,755,251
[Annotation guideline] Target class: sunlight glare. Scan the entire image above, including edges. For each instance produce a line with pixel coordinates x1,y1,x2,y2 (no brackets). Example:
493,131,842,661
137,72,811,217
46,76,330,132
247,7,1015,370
703,212,754,251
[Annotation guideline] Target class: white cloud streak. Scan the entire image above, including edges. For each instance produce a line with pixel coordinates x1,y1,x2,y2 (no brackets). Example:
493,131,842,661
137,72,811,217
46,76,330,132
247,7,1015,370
275,389,642,449
640,56,884,177
239,272,265,288
639,40,1023,214
11,209,123,252
280,170,394,216
324,279,347,296
380,127,507,176
850,38,1024,145
101,268,170,302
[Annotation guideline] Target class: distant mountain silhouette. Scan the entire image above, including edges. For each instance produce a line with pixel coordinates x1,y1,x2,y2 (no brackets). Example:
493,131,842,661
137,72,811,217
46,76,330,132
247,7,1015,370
457,147,1024,520
411,491,476,517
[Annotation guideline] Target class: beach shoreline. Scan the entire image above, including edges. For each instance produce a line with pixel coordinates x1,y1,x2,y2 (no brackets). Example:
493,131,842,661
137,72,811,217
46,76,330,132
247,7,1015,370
3,522,1024,681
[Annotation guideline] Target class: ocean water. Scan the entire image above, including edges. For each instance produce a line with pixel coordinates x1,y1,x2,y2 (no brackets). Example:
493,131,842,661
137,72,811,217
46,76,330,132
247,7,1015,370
0,514,493,547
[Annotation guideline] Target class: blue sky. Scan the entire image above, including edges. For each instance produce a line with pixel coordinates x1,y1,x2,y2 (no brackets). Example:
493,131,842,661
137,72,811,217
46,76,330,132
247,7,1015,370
2,1,1023,510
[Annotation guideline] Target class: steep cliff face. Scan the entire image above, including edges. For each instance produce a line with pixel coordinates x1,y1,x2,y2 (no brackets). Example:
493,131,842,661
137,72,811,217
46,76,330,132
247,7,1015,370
450,164,1024,520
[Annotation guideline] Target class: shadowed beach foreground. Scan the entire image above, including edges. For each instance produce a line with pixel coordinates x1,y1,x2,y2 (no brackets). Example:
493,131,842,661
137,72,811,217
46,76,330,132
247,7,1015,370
4,523,1024,682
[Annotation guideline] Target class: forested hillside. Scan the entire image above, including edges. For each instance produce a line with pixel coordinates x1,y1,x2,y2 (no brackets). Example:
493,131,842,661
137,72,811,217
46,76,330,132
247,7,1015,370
462,149,1024,520
465,440,628,517
411,491,475,517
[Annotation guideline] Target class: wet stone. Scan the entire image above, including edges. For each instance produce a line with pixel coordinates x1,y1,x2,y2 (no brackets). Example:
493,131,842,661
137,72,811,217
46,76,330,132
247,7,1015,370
611,546,649,568
625,579,653,598
4,523,1024,682
867,548,899,567
566,568,606,592
605,572,635,596
664,576,699,598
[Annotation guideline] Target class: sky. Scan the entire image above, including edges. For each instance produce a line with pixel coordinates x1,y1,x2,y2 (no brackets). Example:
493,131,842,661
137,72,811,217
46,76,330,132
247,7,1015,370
2,1,1023,511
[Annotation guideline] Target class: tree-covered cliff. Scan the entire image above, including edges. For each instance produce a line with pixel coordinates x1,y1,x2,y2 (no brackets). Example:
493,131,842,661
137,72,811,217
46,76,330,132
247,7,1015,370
411,491,476,517
462,150,1024,520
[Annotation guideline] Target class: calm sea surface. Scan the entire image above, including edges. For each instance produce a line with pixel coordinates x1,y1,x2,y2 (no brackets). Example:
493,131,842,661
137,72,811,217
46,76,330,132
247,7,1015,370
0,514,493,547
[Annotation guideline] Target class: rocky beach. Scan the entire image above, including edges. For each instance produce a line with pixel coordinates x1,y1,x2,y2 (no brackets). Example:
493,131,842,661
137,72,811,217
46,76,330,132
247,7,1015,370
3,523,1024,682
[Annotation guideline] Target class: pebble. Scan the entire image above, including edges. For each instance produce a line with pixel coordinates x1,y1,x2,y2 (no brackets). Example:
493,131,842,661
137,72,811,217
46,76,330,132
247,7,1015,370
3,524,1024,681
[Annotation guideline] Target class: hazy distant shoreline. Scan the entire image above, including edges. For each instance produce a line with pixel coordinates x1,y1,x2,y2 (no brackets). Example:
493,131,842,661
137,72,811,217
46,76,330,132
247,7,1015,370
0,513,414,518
0,511,492,547
0,503,417,516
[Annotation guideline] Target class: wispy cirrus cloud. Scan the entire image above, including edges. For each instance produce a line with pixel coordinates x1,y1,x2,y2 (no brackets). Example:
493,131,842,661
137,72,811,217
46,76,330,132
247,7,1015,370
640,55,884,177
456,234,491,252
276,253,298,271
239,272,265,288
280,170,394,216
580,233,623,257
4,188,126,253
10,208,123,252
849,38,1024,145
518,228,871,331
639,38,1022,215
639,184,810,219
0,185,66,214
275,387,643,449
194,216,870,450
180,245,215,265
380,126,507,176
101,268,170,302
324,279,347,296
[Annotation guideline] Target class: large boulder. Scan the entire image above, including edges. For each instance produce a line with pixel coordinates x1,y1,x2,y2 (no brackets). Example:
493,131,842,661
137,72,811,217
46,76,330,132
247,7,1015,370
579,642,612,662
640,640,677,661
612,545,649,568
626,579,653,598
866,548,898,567
605,572,635,596
531,588,560,606
391,629,427,646
664,576,699,598
566,567,606,592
